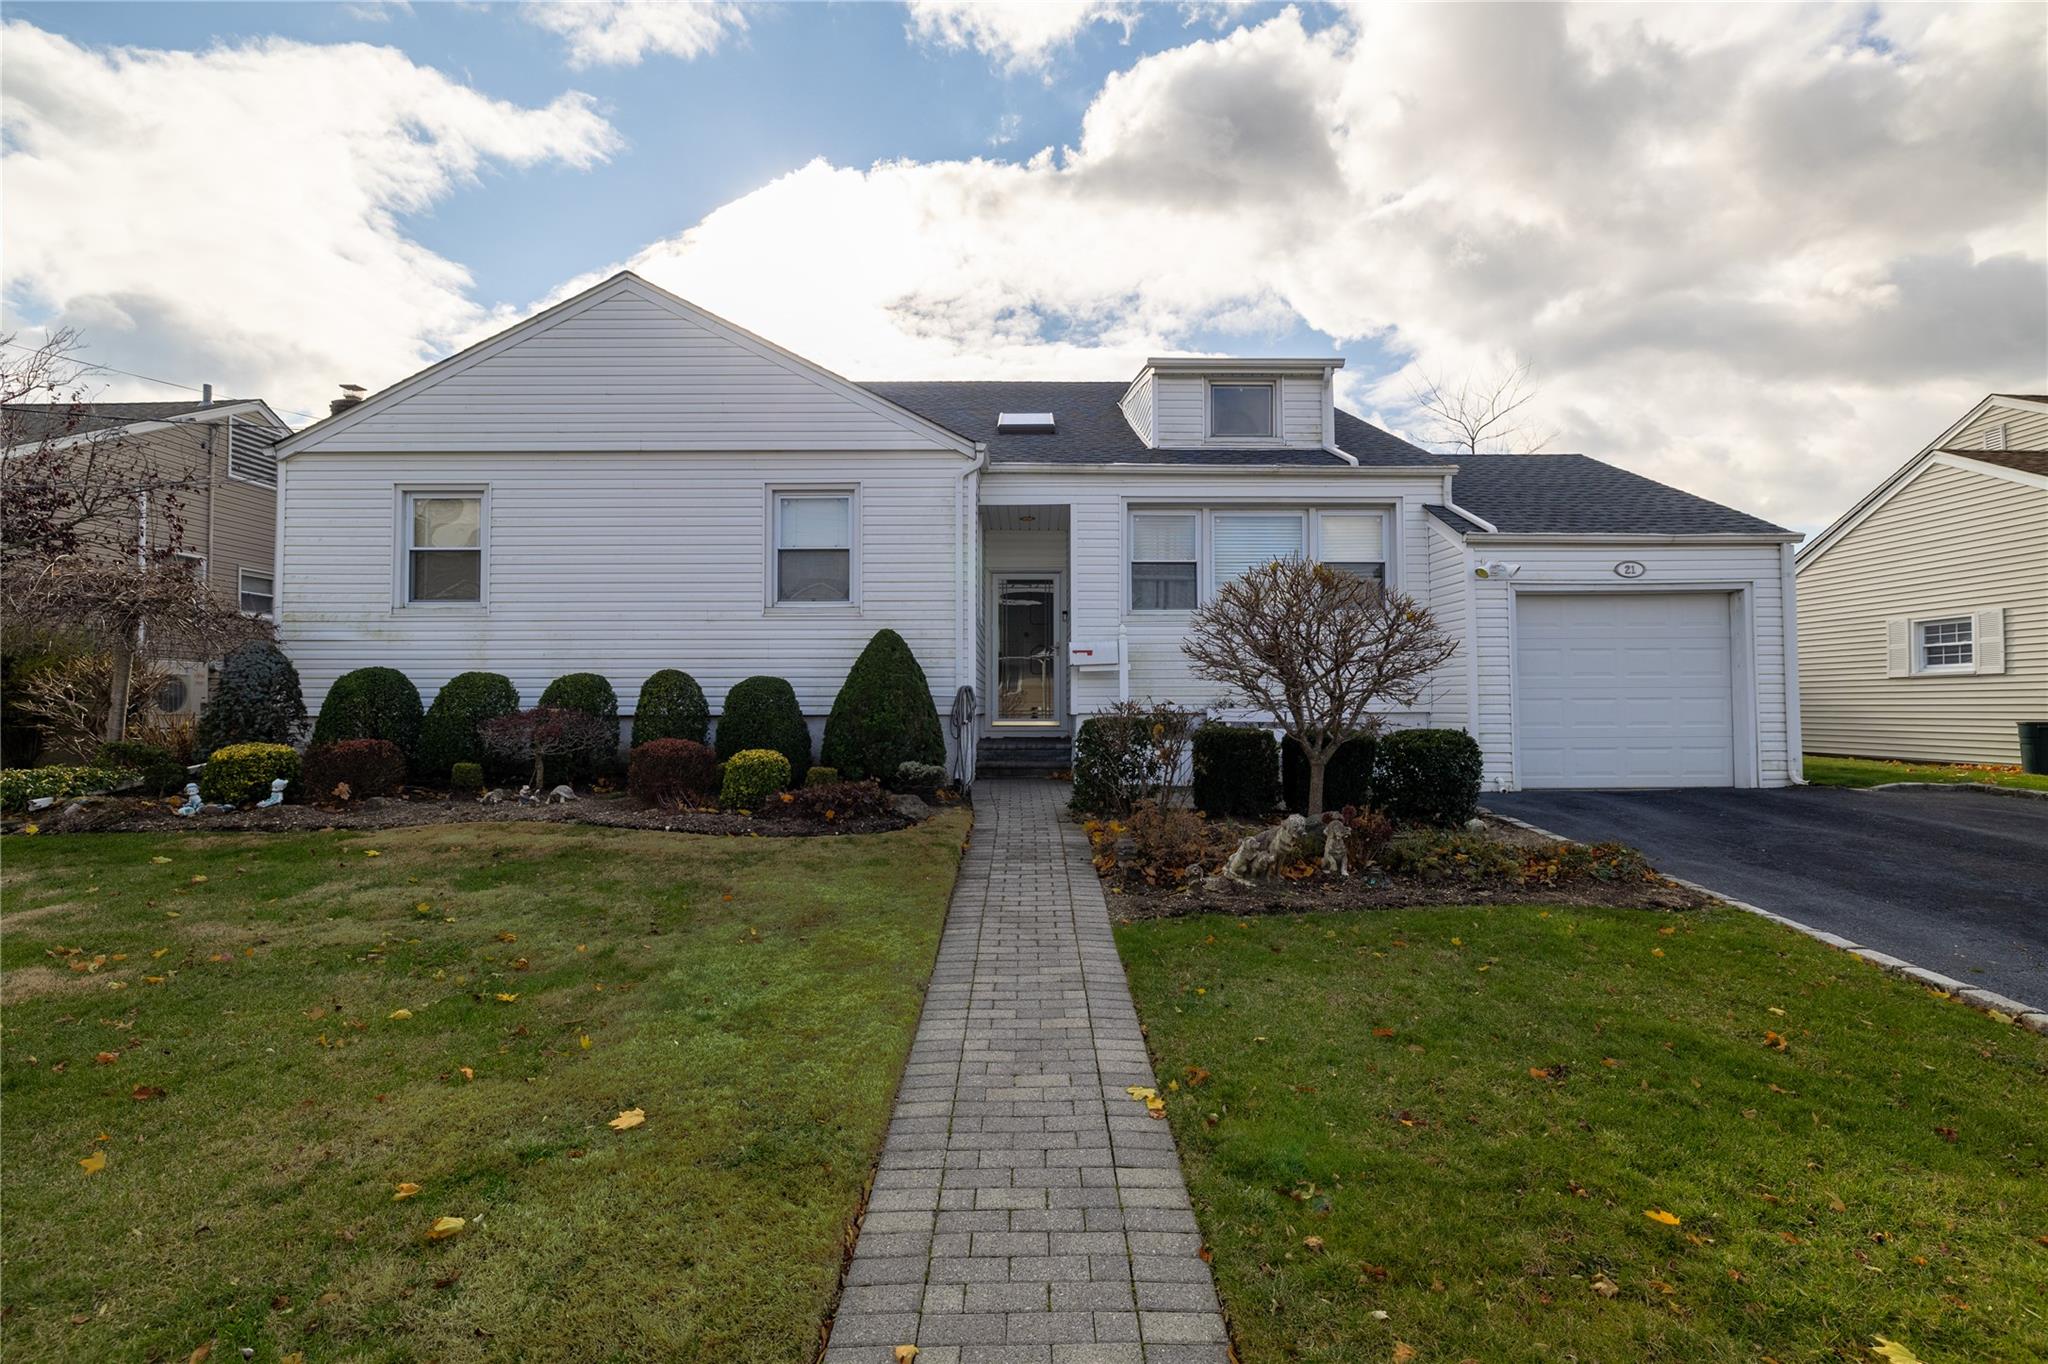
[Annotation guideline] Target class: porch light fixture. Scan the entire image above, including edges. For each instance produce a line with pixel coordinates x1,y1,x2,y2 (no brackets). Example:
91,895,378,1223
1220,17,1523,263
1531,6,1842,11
1474,560,1521,580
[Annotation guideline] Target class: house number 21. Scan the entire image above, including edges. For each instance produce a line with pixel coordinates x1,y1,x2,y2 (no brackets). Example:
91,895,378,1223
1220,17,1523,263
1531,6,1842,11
1613,560,1647,579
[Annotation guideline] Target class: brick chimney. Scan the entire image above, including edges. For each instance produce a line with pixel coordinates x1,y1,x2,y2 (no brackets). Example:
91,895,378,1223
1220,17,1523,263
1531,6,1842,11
329,383,367,417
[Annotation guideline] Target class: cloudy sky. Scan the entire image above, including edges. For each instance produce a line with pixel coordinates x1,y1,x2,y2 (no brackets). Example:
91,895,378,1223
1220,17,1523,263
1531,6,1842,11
3,1,2042,533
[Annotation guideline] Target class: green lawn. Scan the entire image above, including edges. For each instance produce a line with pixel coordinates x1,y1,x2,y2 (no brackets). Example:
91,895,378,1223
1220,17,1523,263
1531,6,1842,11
0,815,967,1363
1117,906,2048,1363
1803,753,2048,792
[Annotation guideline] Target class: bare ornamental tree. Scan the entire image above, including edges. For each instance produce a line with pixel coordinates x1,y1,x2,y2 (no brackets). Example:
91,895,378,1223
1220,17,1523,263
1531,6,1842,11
1182,559,1459,816
1406,361,1556,455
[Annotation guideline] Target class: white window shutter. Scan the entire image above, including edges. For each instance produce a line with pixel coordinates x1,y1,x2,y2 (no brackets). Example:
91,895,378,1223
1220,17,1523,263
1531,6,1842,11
1974,607,2006,674
1886,617,1910,677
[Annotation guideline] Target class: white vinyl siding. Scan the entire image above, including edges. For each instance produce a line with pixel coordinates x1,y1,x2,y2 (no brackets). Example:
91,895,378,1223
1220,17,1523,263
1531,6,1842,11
1152,373,1329,447
1800,460,2047,764
1118,371,1157,447
1425,521,1472,732
1950,404,2048,452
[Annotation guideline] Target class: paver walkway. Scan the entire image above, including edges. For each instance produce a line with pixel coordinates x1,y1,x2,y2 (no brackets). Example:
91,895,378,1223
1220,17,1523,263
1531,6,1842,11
824,779,1228,1362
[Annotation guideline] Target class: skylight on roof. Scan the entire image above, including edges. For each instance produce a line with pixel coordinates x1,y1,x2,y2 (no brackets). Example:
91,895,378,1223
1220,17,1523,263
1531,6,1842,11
996,412,1055,433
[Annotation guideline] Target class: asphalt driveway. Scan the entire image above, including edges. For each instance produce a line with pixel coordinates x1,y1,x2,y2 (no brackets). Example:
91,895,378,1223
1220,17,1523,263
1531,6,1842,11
1484,786,2048,1011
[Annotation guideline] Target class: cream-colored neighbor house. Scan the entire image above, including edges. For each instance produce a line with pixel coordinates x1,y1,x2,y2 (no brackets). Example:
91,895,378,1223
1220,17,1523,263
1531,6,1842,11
1797,394,2048,765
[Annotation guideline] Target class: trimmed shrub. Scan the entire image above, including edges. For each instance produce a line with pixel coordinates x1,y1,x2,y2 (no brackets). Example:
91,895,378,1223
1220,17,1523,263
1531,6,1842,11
1375,728,1483,828
757,778,895,824
477,706,616,791
628,738,722,807
1282,732,1377,814
198,742,300,806
312,667,424,759
418,672,519,780
720,748,791,810
804,765,840,787
820,630,945,782
1190,726,1279,817
301,739,406,802
895,761,945,794
1,765,136,815
198,641,307,756
95,739,187,796
540,672,619,728
1069,701,1198,817
715,676,812,774
630,669,709,748
450,761,485,792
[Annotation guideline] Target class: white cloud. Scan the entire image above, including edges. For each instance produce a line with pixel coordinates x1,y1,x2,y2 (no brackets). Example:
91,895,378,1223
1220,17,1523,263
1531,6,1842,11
0,23,618,418
905,0,1140,73
523,0,747,69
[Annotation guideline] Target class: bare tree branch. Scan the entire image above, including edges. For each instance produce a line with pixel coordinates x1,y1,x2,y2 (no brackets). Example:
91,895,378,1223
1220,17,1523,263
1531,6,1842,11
1405,360,1556,455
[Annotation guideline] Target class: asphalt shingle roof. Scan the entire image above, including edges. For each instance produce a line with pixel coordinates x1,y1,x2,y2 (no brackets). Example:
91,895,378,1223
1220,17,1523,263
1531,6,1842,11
1,399,246,446
1940,448,2048,478
1444,452,1788,536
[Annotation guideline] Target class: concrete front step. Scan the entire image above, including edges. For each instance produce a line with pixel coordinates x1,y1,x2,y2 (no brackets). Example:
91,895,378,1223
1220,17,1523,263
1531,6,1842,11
978,735,1072,778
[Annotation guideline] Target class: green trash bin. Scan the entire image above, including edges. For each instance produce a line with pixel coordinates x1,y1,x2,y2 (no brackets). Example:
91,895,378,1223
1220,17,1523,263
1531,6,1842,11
2020,721,2048,776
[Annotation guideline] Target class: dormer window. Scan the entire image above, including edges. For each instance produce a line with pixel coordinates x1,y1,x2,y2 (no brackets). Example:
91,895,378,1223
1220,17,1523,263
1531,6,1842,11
1209,382,1275,439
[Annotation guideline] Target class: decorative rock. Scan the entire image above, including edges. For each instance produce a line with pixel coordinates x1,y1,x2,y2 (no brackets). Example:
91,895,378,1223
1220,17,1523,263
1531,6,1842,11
26,796,54,813
1200,874,1236,895
1224,813,1324,883
545,784,578,804
1464,817,1487,833
891,793,931,822
478,788,508,805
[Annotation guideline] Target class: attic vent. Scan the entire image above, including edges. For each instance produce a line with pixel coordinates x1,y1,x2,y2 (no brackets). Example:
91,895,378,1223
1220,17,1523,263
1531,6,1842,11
996,412,1055,434
1982,422,2008,451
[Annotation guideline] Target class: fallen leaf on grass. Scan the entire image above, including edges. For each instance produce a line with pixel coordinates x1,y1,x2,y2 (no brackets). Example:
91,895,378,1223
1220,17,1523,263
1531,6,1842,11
494,993,518,1003
150,856,172,864
1763,1031,1790,1051
363,850,380,858
94,1051,119,1066
424,1216,465,1241
1302,1235,1324,1253
1392,1344,1417,1364
188,1342,214,1364
1591,1274,1620,1298
388,1009,412,1021
459,1067,475,1081
609,1108,646,1131
78,1152,106,1174
579,1035,592,1051
394,1183,422,1201
1935,1126,1958,1143
131,1085,166,1102
1871,1339,1928,1364
496,932,516,944
1644,1209,1682,1226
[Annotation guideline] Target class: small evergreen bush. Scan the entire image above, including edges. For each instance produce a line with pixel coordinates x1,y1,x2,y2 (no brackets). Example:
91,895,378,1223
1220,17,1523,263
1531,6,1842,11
1375,728,1483,828
95,739,188,796
715,676,811,774
196,641,306,756
804,766,840,787
0,765,136,814
199,742,300,805
302,739,406,801
450,761,485,791
417,672,519,780
627,738,721,807
757,778,894,823
1190,726,1278,817
895,761,945,793
820,630,944,781
719,748,791,810
539,672,619,729
312,667,424,759
630,669,709,748
1282,732,1377,813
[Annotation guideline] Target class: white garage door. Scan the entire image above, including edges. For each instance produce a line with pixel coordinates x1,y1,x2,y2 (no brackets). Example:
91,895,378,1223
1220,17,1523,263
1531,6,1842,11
1516,592,1736,788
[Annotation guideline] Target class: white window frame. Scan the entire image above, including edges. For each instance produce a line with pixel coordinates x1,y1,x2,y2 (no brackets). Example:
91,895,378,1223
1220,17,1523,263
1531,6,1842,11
768,486,859,609
237,568,275,619
1124,503,1399,617
396,487,488,611
1311,509,1389,584
172,550,206,582
1206,380,1277,441
1915,615,1974,674
1127,508,1202,614
1211,509,1307,587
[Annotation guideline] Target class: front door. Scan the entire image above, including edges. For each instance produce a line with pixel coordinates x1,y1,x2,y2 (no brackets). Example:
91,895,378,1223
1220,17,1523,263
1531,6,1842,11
993,574,1061,725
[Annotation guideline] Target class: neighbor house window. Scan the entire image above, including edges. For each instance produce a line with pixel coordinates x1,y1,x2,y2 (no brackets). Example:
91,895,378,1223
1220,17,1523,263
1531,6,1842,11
774,492,852,603
238,570,274,617
1129,511,1198,610
1917,617,1973,671
172,551,206,581
1209,382,1275,439
1316,511,1387,585
1212,511,1304,586
405,492,483,603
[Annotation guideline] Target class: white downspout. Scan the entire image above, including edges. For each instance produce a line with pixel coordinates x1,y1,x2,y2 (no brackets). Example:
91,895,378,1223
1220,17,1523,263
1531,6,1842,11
1117,621,1129,703
1781,541,1805,785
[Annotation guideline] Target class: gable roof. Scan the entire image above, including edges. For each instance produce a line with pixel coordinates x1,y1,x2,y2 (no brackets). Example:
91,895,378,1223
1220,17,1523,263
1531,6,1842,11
1442,453,1789,537
2,398,286,449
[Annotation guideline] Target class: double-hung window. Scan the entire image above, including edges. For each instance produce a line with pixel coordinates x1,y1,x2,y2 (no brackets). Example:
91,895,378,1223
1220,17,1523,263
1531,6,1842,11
405,492,483,604
1316,511,1386,585
1917,617,1973,672
774,492,853,604
1129,511,1198,611
1209,382,1275,439
1212,512,1304,586
238,570,275,617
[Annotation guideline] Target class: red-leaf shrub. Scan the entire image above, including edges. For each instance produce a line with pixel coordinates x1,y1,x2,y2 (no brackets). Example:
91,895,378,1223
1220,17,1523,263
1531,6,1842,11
754,778,895,823
477,706,616,790
301,738,406,802
627,738,721,807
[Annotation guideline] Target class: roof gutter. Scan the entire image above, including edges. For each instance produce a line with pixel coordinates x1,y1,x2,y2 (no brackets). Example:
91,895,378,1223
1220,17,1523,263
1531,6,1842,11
1466,531,1805,546
986,461,1460,477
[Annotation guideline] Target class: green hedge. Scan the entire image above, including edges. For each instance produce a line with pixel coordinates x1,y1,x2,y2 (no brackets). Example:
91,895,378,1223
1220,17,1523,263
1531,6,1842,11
302,739,406,801
1375,728,1483,827
418,671,520,780
719,748,791,811
198,742,301,806
627,738,721,807
630,669,709,748
95,740,188,796
1282,733,1377,813
820,630,944,782
715,676,812,774
1191,726,1278,817
1,765,136,815
312,667,423,759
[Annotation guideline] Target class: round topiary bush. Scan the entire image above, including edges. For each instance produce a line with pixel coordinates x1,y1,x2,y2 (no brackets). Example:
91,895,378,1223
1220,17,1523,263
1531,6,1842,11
301,739,407,802
312,667,424,760
449,761,484,792
1374,728,1483,828
715,676,811,774
199,742,301,805
196,641,306,756
630,669,709,748
538,672,619,729
820,630,944,783
719,748,791,810
417,671,520,782
1191,725,1279,817
627,738,721,807
96,739,188,796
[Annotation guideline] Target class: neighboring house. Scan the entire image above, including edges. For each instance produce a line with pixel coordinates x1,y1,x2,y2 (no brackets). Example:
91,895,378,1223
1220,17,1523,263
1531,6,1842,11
1797,394,2048,765
273,271,1801,791
1,396,291,715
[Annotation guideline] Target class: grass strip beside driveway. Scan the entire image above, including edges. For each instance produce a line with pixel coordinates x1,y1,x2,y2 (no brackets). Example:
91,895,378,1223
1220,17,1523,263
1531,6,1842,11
1117,905,2048,1363
1,815,967,1363
1803,754,2048,792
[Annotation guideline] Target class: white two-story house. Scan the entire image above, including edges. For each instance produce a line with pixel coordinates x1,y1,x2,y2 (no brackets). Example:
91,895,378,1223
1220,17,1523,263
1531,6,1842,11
274,271,1800,790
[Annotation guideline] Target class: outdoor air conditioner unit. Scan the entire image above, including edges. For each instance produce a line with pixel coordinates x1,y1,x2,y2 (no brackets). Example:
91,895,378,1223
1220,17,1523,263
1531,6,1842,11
153,662,210,718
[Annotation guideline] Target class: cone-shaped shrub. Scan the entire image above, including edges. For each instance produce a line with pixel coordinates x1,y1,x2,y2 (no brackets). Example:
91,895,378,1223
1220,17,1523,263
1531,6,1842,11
312,667,423,760
196,640,306,756
630,669,709,748
417,671,520,782
820,630,945,783
715,675,811,774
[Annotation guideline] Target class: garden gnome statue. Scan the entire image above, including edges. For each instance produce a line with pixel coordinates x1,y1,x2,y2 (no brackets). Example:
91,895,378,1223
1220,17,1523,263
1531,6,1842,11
257,778,288,809
175,784,203,817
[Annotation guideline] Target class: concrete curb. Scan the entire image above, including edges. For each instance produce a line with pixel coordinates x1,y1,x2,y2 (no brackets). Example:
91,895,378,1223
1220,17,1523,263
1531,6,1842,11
1857,781,2048,802
1481,808,2048,1036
